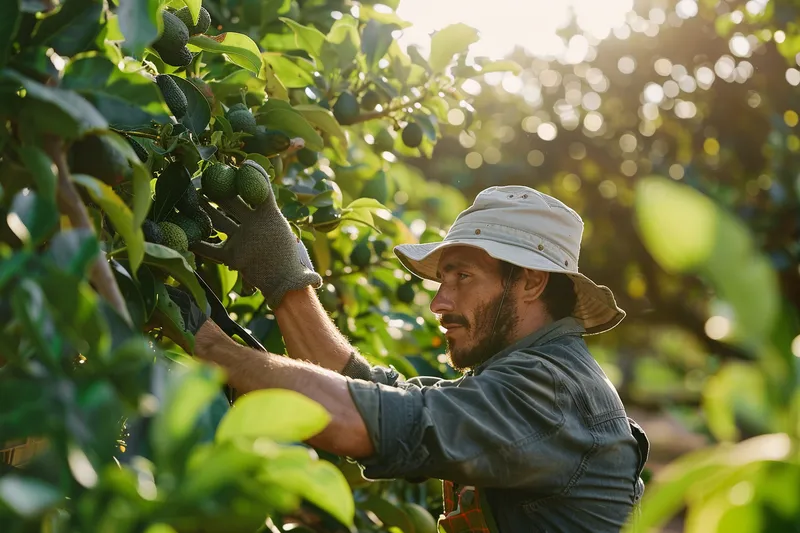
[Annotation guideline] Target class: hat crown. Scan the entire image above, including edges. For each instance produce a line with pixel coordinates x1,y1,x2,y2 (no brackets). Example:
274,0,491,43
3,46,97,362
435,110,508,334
448,186,585,266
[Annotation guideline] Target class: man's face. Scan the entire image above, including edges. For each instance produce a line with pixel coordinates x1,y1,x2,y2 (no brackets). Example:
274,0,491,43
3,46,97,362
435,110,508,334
430,246,520,371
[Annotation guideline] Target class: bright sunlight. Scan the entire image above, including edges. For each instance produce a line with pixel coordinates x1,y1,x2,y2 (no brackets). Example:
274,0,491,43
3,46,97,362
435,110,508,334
396,0,635,60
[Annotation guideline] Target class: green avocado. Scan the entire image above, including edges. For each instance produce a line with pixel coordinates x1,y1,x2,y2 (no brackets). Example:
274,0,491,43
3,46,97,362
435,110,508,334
402,122,423,148
373,128,394,152
175,6,211,35
226,105,258,135
142,219,164,245
127,136,149,163
168,212,204,245
158,221,189,252
332,91,359,125
191,208,213,239
69,134,132,186
236,161,269,206
360,89,381,111
153,11,192,67
201,163,237,201
312,205,342,233
155,74,188,118
296,147,318,168
350,240,371,268
175,182,200,213
396,281,415,304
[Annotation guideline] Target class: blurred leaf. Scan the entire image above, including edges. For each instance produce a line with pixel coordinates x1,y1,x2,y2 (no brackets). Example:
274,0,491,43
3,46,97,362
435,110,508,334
16,145,58,244
117,0,160,57
360,494,414,533
168,74,212,136
176,0,201,25
189,33,263,74
61,55,167,127
0,475,62,518
362,19,397,72
181,443,262,499
471,58,522,76
322,15,360,71
259,100,324,151
216,389,330,443
262,53,315,88
74,174,145,274
141,243,208,310
1,69,107,139
0,0,21,68
12,279,61,366
30,0,103,57
280,18,326,60
9,190,57,245
293,104,348,148
151,281,195,351
428,23,479,73
46,228,99,278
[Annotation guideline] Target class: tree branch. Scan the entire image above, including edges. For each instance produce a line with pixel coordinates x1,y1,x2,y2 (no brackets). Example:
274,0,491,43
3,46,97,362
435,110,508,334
44,136,134,327
342,93,428,126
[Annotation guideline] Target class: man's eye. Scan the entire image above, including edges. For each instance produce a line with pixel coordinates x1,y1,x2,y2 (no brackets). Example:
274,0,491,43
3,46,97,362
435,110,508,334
458,273,469,280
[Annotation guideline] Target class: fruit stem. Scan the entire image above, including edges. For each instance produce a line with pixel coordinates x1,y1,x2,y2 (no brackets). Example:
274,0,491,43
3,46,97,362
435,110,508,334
111,128,160,141
44,135,134,327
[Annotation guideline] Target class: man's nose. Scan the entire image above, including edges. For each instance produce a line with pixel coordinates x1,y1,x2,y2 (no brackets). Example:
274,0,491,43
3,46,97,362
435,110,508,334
430,287,454,314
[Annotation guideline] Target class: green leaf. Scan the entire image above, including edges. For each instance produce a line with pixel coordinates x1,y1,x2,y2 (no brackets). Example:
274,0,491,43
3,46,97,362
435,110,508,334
151,281,195,350
261,451,355,527
261,53,315,88
17,145,58,243
131,162,152,229
260,58,290,101
258,101,324,151
292,104,348,148
61,55,168,127
152,362,225,461
30,0,103,57
0,475,62,518
216,389,330,443
0,0,21,68
177,0,201,25
322,15,360,71
188,33,263,74
152,162,191,223
74,174,145,275
117,0,160,57
635,176,780,348
181,443,263,499
471,59,522,76
46,228,100,279
345,197,388,211
280,18,326,60
168,74,211,136
362,19,397,72
360,494,414,533
9,190,57,245
428,23,479,73
12,279,61,366
142,243,208,310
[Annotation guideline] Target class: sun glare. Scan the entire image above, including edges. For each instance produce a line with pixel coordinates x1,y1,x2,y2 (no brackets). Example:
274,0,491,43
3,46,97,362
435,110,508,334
396,0,635,60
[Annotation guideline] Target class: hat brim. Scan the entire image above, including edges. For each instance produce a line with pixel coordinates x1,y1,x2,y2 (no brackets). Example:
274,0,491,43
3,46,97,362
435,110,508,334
394,239,625,335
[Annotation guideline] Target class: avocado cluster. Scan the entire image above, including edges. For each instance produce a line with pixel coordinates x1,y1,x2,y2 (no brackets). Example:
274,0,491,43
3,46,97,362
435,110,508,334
152,6,212,67
201,159,271,208
143,179,214,253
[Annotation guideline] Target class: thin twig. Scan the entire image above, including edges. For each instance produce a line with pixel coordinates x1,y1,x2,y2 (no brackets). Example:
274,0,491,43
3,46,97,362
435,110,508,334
342,92,428,126
111,128,160,141
44,135,134,327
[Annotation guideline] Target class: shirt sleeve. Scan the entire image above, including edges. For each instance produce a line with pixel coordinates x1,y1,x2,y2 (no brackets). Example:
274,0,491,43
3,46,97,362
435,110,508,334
346,354,575,488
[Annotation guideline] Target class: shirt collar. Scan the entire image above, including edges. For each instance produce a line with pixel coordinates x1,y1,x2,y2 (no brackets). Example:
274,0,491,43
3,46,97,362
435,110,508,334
471,317,585,375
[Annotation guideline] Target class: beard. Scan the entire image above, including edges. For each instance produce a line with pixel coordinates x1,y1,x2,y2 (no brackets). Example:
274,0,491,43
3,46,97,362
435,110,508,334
444,290,519,372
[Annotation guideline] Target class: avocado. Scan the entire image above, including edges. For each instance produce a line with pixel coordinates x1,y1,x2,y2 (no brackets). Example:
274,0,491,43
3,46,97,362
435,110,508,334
236,161,269,206
402,122,423,148
191,208,213,239
153,11,192,67
127,136,149,163
69,134,132,186
142,219,164,245
157,221,189,252
296,147,318,168
350,241,371,268
242,126,291,157
226,105,258,135
332,91,359,125
372,238,389,257
175,6,211,35
155,74,188,118
360,89,381,111
373,128,394,152
175,182,200,213
168,212,204,245
312,205,342,233
201,163,237,201
396,281,415,303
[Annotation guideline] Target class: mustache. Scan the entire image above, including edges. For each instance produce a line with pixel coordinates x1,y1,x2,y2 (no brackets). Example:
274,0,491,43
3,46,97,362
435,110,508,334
439,314,469,328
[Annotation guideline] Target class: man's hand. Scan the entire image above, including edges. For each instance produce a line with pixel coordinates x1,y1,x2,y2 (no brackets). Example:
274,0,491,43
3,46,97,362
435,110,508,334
191,160,323,309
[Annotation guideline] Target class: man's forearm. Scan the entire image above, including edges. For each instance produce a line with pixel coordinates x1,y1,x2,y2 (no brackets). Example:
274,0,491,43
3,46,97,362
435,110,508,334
273,286,355,373
194,320,374,458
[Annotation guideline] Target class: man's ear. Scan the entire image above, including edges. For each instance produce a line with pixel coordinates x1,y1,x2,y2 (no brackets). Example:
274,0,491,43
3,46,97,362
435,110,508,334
520,269,548,303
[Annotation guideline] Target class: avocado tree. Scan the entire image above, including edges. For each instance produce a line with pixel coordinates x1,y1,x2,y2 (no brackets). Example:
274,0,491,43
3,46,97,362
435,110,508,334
0,0,519,531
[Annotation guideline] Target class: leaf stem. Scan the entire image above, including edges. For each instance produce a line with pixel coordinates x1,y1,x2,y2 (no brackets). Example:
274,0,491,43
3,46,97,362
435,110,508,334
111,128,160,141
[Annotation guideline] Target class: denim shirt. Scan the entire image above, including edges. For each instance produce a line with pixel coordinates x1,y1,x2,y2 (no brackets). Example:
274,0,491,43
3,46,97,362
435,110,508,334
346,318,649,533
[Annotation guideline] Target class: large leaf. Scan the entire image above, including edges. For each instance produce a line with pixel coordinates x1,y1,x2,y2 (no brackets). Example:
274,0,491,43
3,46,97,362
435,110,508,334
61,55,167,127
141,243,208,310
12,279,62,367
46,228,100,279
152,162,191,223
73,174,145,274
215,389,330,444
292,104,348,147
1,69,107,139
471,58,523,76
188,33,263,74
0,0,21,68
30,0,103,57
322,16,360,71
168,74,211,136
279,18,326,60
428,23,479,72
635,176,780,348
16,145,58,244
117,0,160,57
258,100,324,151
261,53,315,88
361,19,397,72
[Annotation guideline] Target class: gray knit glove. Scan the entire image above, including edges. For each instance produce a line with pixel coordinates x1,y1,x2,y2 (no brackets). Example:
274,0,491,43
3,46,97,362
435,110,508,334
192,160,322,309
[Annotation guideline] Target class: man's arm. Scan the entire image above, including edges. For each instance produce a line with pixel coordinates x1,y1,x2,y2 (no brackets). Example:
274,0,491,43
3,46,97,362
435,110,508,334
194,319,374,459
272,286,355,373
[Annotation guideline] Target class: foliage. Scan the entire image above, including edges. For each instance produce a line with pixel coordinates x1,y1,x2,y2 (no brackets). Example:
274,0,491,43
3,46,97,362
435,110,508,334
0,0,517,531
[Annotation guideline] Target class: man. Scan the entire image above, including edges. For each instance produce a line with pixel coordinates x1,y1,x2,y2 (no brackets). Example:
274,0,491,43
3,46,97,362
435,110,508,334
188,167,649,533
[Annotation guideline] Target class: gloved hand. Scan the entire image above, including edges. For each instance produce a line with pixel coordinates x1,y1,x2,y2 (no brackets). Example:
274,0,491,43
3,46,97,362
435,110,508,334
192,160,323,309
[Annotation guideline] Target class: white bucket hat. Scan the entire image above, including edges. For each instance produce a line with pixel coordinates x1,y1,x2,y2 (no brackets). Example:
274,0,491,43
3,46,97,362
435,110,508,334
393,185,625,335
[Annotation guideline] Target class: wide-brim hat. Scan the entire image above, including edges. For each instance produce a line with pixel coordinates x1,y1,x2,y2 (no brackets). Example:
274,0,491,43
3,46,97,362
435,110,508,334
394,186,625,335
